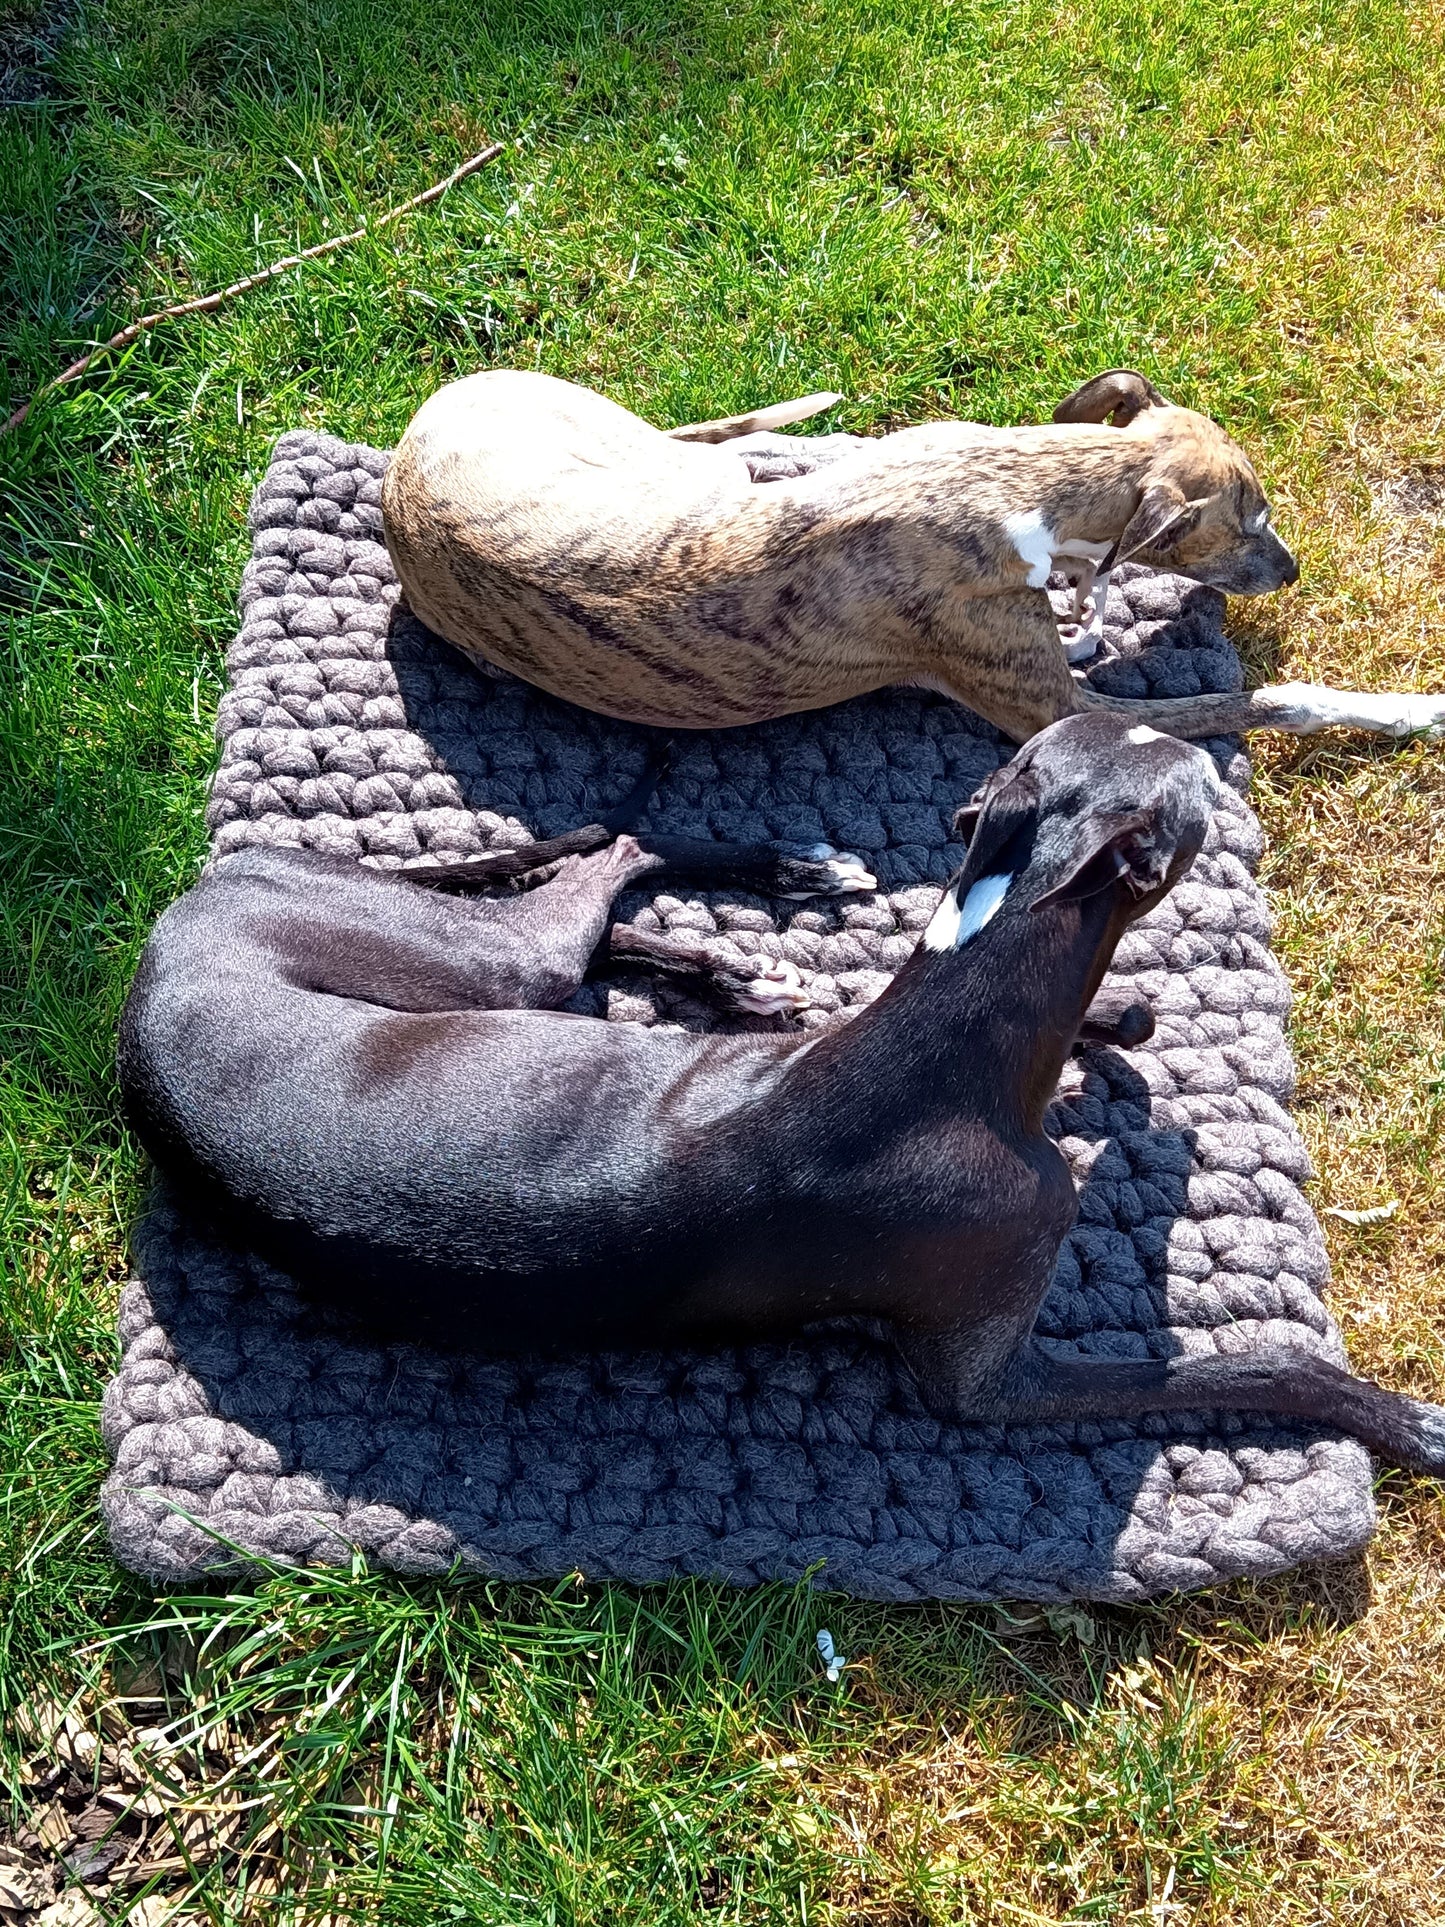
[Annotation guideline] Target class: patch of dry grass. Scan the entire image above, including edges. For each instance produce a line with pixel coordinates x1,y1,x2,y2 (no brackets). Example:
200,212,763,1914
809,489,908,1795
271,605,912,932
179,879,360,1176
786,1512,1444,1923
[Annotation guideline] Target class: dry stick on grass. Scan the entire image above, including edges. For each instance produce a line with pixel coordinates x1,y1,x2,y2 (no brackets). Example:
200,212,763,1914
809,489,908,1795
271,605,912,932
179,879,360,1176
2,141,506,437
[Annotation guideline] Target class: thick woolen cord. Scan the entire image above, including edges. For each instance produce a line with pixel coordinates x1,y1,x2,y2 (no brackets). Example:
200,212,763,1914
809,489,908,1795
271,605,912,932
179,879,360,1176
100,431,1375,1600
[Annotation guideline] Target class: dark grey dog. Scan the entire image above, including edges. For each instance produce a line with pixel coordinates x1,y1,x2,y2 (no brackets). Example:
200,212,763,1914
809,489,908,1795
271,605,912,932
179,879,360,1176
118,713,1445,1473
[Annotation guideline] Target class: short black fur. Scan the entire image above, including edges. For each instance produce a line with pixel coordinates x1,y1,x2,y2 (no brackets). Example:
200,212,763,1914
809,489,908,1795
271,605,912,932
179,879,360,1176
117,714,1445,1476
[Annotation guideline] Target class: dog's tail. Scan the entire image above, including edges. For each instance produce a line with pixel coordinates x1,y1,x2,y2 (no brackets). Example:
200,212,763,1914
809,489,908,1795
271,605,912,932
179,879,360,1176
597,742,673,830
383,744,675,890
666,392,842,444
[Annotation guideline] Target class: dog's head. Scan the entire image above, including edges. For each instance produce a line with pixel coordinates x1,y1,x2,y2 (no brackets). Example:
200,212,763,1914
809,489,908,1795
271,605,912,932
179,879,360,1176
1053,369,1299,595
926,712,1219,954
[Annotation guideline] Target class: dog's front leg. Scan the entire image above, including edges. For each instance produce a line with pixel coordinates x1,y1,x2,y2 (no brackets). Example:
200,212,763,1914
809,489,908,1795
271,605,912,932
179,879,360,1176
923,589,1085,743
1060,558,1098,626
947,1335,1445,1478
1073,986,1154,1052
635,835,876,898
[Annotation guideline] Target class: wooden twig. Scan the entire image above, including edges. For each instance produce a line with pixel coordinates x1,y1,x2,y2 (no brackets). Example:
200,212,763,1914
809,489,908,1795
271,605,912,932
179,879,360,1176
3,141,506,437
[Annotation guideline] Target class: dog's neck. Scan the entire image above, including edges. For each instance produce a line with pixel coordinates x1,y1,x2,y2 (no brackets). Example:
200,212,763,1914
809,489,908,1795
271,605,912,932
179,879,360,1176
792,421,1178,555
1014,428,1172,549
808,880,1127,1137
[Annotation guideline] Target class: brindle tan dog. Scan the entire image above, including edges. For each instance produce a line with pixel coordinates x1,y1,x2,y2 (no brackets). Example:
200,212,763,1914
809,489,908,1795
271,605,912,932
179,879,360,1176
381,368,1445,743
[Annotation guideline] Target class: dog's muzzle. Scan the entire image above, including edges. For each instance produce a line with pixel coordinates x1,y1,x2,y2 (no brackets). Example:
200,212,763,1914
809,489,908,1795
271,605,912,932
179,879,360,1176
1192,526,1300,595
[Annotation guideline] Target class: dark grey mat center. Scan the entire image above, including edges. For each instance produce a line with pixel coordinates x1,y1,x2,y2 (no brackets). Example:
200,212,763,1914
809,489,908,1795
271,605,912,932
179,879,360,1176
100,428,1374,1601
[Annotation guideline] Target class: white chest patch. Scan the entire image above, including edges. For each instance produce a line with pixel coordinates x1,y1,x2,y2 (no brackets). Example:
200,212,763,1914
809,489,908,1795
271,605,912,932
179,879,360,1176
923,872,1013,952
1002,509,1058,589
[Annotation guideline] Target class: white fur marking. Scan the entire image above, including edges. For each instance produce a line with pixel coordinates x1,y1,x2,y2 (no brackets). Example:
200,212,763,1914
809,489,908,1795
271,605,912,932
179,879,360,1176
1003,509,1057,589
956,872,1012,942
924,873,1012,952
1280,685,1445,737
1246,507,1270,533
923,885,962,952
1127,724,1164,744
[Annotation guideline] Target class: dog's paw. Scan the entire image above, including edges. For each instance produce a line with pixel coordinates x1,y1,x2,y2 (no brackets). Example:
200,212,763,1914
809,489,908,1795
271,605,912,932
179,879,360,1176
1345,691,1445,738
1073,1000,1156,1053
1287,687,1445,738
1057,621,1102,665
1395,694,1445,739
779,844,878,899
729,956,811,1016
1394,1398,1445,1478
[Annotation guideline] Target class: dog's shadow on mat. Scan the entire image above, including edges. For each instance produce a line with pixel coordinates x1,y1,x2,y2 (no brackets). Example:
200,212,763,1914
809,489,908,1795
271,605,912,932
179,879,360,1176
382,600,982,883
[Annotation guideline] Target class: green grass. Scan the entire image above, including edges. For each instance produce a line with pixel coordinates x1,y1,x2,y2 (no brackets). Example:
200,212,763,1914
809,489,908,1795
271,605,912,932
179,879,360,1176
3,0,1445,1919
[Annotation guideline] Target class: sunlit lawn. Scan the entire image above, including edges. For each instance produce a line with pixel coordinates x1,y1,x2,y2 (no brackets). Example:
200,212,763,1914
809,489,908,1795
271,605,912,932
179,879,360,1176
3,0,1444,1917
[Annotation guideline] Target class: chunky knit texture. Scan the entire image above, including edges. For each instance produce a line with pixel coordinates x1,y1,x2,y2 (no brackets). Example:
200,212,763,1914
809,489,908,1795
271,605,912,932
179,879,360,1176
100,430,1376,1599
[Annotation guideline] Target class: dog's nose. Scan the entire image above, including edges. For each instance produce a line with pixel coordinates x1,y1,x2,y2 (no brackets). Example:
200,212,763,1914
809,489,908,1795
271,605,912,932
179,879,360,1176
1271,532,1300,587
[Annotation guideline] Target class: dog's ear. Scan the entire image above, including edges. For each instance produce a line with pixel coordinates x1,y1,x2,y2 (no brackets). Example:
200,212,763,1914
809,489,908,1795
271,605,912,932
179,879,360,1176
953,801,983,844
1052,369,1168,427
951,759,1028,846
953,765,1040,875
1115,482,1205,562
952,794,987,845
1030,810,1168,911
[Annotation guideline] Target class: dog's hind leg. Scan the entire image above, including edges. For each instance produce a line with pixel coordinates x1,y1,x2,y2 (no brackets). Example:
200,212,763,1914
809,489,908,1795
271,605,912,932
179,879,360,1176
920,589,1087,743
386,750,673,891
247,838,664,1014
407,834,876,900
391,824,616,889
666,393,842,443
633,837,877,897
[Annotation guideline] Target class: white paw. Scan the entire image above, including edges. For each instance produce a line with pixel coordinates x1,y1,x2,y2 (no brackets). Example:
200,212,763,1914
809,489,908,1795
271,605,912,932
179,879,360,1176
823,851,878,893
1292,686,1445,737
780,844,878,898
1058,622,1101,664
1394,694,1445,739
734,956,811,1016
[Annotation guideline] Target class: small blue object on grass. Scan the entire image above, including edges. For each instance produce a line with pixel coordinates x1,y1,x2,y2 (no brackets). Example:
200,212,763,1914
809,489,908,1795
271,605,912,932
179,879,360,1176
816,1630,847,1682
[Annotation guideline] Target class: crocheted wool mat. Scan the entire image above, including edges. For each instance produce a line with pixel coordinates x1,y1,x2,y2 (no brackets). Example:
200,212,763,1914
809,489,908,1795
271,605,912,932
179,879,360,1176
101,429,1376,1600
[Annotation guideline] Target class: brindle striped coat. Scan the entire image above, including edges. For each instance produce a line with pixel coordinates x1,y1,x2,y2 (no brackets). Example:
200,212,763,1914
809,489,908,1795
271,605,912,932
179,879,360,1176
382,369,1445,744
